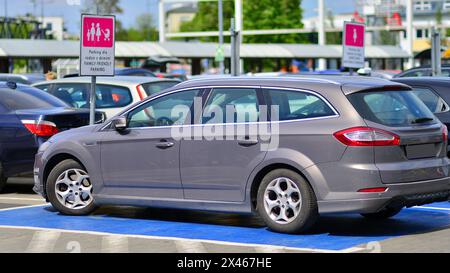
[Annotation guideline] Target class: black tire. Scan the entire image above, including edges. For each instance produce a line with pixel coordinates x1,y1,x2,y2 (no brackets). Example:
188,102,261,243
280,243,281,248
46,159,97,216
257,169,318,234
361,206,402,220
0,164,7,193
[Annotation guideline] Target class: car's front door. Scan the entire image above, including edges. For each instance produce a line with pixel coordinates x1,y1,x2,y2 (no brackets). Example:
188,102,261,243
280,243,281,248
180,87,269,202
99,89,201,199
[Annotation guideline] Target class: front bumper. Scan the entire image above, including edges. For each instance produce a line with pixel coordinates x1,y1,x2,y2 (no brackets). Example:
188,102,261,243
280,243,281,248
32,152,45,198
318,176,450,214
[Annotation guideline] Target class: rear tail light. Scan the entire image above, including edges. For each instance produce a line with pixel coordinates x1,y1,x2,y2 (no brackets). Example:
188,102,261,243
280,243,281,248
442,125,448,143
358,187,388,193
334,127,400,147
21,120,58,137
136,85,147,100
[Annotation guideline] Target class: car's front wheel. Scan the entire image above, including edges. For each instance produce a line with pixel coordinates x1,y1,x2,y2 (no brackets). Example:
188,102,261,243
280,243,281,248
46,159,97,216
257,169,318,234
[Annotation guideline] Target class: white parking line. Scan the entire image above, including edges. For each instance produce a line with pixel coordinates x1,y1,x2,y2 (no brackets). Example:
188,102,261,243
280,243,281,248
101,235,129,253
0,204,47,212
175,240,208,253
0,197,46,202
413,206,450,212
26,230,61,253
0,225,362,253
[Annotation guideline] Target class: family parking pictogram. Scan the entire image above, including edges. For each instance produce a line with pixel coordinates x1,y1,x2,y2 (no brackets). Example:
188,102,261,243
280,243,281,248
86,23,111,42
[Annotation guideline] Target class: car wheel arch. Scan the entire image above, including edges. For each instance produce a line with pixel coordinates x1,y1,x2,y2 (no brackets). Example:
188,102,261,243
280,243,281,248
43,153,87,196
248,162,317,211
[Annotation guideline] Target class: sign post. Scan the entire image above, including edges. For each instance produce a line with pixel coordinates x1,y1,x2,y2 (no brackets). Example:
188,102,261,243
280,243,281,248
80,14,116,125
342,21,366,72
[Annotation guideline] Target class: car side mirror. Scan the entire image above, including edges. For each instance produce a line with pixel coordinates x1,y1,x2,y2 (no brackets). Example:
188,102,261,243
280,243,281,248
112,116,128,132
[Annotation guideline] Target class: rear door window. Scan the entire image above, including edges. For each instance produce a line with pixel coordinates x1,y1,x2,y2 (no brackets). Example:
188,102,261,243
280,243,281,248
411,87,449,113
51,83,132,109
264,89,336,121
348,90,436,127
202,88,259,124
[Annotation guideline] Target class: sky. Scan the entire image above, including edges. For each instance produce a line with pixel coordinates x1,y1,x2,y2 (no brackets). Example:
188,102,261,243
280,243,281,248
1,0,356,35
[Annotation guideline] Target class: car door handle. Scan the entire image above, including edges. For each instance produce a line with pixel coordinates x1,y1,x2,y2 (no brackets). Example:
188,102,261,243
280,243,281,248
238,139,259,147
156,141,174,149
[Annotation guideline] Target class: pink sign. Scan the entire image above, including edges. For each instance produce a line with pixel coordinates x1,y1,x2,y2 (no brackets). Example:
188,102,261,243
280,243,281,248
344,23,365,47
82,16,114,48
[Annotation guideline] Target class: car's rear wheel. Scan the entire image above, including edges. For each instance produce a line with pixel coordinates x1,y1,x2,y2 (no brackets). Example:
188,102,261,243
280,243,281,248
0,164,7,193
361,206,403,219
46,159,97,216
257,169,318,234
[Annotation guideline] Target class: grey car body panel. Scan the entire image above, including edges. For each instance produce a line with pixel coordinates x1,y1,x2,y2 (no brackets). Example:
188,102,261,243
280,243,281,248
34,77,450,215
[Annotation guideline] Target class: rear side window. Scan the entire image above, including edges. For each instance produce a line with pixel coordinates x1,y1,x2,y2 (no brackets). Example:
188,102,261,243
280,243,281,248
348,90,436,127
0,88,67,110
265,89,336,121
400,70,431,77
50,83,132,109
141,81,179,96
411,87,449,113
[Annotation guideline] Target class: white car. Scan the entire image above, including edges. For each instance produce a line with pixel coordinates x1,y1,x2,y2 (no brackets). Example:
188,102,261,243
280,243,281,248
33,76,180,118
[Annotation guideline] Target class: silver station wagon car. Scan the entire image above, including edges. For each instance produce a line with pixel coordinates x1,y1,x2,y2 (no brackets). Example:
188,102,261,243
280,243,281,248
34,76,450,234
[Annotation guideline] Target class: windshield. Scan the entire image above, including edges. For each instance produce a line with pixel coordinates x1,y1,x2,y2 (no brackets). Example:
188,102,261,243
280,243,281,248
348,90,436,127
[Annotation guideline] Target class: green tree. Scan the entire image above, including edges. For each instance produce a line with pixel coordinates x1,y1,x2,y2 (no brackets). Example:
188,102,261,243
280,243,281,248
325,10,341,45
180,0,306,43
83,0,123,14
116,13,158,41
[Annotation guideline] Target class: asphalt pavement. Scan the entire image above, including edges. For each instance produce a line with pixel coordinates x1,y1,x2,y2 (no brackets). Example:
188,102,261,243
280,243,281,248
0,178,448,253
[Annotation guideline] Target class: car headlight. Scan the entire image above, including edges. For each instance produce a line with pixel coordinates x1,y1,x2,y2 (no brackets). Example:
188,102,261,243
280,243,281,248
38,141,52,153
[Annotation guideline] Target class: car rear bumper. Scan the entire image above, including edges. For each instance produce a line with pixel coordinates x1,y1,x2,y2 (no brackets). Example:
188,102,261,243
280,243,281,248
318,176,450,214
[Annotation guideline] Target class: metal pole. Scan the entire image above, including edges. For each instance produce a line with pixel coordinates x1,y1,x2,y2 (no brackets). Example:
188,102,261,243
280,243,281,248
89,6,100,125
89,76,97,125
431,28,441,77
318,0,326,71
235,0,243,73
231,19,236,76
218,0,224,74
158,0,166,42
406,0,414,69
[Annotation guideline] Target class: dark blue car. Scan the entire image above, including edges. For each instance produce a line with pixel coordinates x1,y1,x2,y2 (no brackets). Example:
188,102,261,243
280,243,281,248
0,82,105,191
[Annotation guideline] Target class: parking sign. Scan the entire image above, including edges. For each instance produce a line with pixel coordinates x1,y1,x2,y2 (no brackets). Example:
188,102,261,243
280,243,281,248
342,22,365,69
80,14,115,76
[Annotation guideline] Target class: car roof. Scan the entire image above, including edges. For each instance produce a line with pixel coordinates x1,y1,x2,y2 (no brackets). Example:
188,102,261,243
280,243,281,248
171,75,408,95
392,77,450,86
33,76,180,87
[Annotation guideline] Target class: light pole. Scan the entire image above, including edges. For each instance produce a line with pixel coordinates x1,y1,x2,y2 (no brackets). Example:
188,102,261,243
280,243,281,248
406,0,414,69
218,0,224,74
318,0,326,71
159,0,166,42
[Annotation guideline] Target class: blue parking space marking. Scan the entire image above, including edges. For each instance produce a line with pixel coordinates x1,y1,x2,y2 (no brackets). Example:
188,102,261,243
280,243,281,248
0,203,449,251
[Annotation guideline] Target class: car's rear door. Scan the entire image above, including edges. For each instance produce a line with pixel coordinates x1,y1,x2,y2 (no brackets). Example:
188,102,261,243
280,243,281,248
348,88,448,184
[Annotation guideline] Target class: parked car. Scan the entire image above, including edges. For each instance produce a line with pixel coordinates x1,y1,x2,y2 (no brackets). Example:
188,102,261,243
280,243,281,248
33,76,180,118
394,65,450,78
63,68,156,78
391,77,450,150
0,73,46,85
0,81,105,192
34,76,450,234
